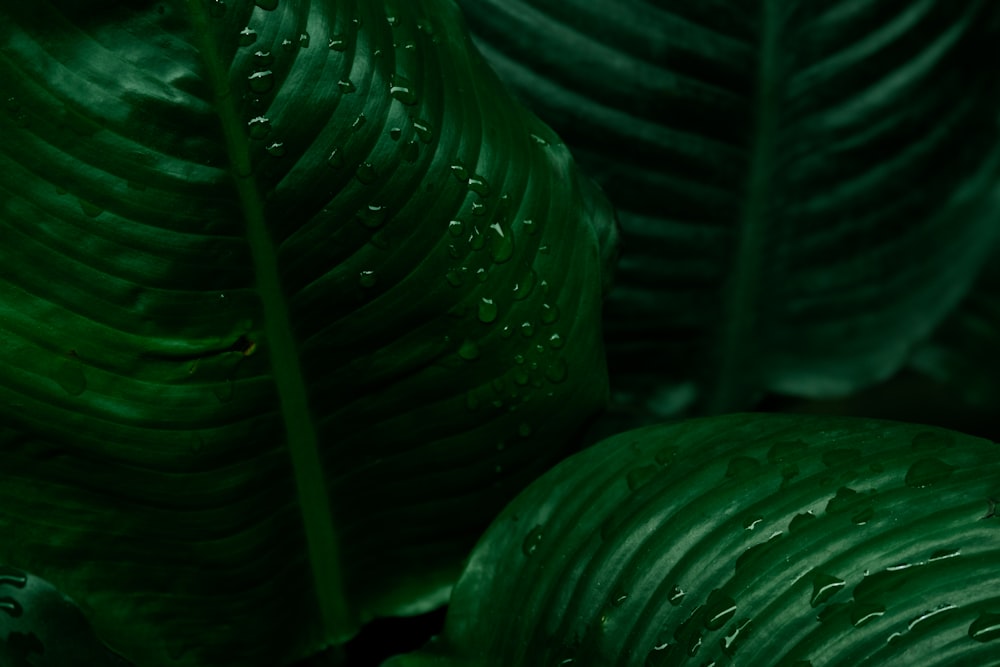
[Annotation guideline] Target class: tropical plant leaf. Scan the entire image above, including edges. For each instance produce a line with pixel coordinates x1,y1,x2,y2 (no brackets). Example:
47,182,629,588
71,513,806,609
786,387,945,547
0,1,616,665
386,413,1000,666
459,0,1000,419
910,237,1000,414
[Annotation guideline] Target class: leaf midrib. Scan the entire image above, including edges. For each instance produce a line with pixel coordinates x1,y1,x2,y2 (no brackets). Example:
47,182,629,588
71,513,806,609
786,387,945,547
711,0,780,413
185,1,349,641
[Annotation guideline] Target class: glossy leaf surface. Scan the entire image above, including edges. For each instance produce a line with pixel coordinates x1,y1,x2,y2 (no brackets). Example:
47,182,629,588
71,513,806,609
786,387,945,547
0,1,615,665
389,413,1000,666
460,0,1000,418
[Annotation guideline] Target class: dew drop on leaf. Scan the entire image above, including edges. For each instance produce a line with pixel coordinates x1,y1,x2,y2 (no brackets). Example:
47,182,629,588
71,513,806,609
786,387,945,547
355,161,377,184
299,32,310,48
512,269,537,301
810,572,846,607
412,118,433,143
358,270,376,288
668,585,685,605
389,73,417,105
457,339,479,361
518,422,532,438
78,199,103,218
0,596,23,618
265,141,285,157
468,173,491,196
238,27,258,46
247,70,274,93
477,297,498,323
328,35,347,51
447,219,464,237
338,79,356,94
548,332,563,349
444,269,464,288
626,464,657,491
545,358,568,384
703,589,736,630
905,458,955,488
850,602,885,627
522,525,543,557
522,217,537,235
247,116,271,138
326,147,344,169
521,321,535,337
450,162,468,181
969,612,1000,642
0,566,28,589
540,302,559,325
488,222,514,264
350,113,366,132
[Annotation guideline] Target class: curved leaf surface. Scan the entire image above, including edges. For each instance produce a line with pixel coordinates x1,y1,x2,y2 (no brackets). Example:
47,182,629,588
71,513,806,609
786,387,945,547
459,0,1000,417
389,413,1000,666
0,1,616,665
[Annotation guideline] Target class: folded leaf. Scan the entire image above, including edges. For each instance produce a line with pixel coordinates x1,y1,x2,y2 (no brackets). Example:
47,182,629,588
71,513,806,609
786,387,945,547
389,413,1000,665
459,0,1000,418
0,1,616,664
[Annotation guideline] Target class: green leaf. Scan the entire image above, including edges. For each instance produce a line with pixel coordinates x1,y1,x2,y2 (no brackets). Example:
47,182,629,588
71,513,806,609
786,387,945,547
0,1,615,665
460,0,1000,418
910,237,1000,413
389,413,1000,666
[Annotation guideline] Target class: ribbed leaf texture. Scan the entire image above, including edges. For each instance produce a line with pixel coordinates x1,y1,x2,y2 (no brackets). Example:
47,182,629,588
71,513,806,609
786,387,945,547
0,1,616,664
389,413,1000,666
459,0,1000,418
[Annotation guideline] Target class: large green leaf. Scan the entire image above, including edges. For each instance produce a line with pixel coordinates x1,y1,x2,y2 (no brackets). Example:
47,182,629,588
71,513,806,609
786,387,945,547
0,1,616,664
459,0,1000,419
387,413,1000,666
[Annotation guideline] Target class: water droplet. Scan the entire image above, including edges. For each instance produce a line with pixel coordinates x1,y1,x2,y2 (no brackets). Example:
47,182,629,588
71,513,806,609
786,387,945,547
458,339,479,361
512,269,537,301
0,597,23,618
911,431,954,452
810,573,846,607
359,270,376,288
743,515,763,530
522,525,543,556
475,267,488,283
929,548,961,561
254,0,277,9
389,127,402,141
540,302,559,325
299,32,310,48
389,73,417,105
54,360,87,395
265,141,285,157
522,218,537,235
328,35,347,51
401,140,419,163
445,269,464,287
248,116,271,138
478,297,498,324
626,464,658,491
905,458,955,488
0,566,27,589
721,618,753,657
350,113,366,131
545,358,568,384
906,604,957,632
548,333,563,349
447,219,464,237
850,602,885,627
468,173,491,196
470,201,487,217
239,27,258,46
281,38,296,52
356,203,387,228
326,147,344,169
521,321,535,337
412,118,433,143
339,79,356,94
356,161,377,184
725,456,760,478
79,199,103,218
488,222,514,264
529,132,549,146
248,70,274,93
703,590,736,630
518,422,532,437
668,586,685,605
209,0,226,17
969,612,1000,642
450,162,469,181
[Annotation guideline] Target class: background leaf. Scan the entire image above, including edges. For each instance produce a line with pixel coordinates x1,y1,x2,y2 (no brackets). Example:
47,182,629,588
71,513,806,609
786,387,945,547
389,413,1000,666
459,0,1000,421
0,1,616,664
